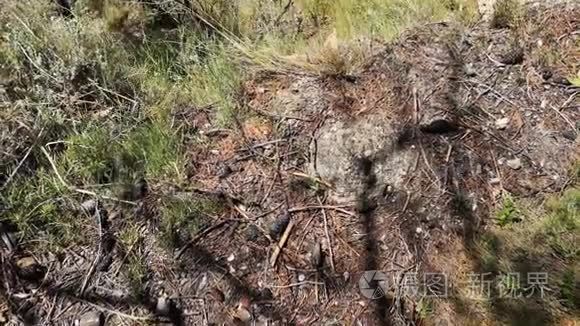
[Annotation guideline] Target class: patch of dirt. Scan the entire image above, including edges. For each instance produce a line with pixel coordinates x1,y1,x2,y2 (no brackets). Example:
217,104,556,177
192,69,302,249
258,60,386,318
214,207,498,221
1,3,578,326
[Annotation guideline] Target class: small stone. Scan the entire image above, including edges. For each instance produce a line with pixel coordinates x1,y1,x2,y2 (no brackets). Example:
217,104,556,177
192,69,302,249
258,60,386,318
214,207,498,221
79,311,104,326
234,307,252,323
415,227,423,234
81,200,98,214
227,253,235,262
155,296,172,316
269,212,290,239
495,117,510,130
15,257,45,281
464,64,477,77
298,274,306,282
506,158,522,170
343,271,350,282
490,178,501,185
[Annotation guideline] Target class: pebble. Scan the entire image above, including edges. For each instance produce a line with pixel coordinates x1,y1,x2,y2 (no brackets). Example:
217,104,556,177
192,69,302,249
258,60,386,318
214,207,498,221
269,212,290,239
343,271,350,282
155,296,172,316
234,307,252,322
507,158,522,170
81,200,97,214
227,253,235,262
16,256,45,281
298,274,306,282
415,227,423,234
495,117,510,130
78,311,104,326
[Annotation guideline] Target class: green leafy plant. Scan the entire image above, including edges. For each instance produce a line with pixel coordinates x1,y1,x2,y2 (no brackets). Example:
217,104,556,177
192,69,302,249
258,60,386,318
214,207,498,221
496,194,522,227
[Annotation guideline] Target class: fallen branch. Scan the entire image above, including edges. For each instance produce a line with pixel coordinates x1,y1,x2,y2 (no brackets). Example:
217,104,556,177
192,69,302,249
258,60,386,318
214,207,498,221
317,197,335,273
289,205,356,217
270,219,295,267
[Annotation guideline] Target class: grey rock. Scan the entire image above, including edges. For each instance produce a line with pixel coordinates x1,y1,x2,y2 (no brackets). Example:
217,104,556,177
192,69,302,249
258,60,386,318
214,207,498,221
16,257,45,281
155,296,172,316
312,114,416,203
506,158,522,170
79,311,104,326
81,200,97,214
269,212,290,239
495,117,510,130
234,307,252,323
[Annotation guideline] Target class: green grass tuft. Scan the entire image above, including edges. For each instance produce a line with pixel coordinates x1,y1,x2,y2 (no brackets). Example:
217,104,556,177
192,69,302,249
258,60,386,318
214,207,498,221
158,196,222,249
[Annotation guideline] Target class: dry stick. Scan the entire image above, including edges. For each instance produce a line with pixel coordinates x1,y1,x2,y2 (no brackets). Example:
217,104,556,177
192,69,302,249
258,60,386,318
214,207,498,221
549,104,576,131
289,205,357,217
71,296,158,322
79,207,103,296
269,219,295,267
559,91,579,111
490,149,505,195
291,172,334,189
317,197,335,273
267,281,324,288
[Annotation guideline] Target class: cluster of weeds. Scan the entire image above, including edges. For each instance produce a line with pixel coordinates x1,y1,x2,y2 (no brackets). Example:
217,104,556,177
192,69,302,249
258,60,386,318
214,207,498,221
465,186,580,320
157,196,222,249
117,224,149,299
491,0,522,29
542,188,579,259
495,194,521,227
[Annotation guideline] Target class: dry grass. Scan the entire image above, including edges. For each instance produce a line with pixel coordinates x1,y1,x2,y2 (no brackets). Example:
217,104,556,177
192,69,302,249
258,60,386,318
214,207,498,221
491,0,523,29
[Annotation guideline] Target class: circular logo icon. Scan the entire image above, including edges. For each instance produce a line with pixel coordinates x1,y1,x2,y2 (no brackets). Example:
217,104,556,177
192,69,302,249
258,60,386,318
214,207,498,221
359,270,388,299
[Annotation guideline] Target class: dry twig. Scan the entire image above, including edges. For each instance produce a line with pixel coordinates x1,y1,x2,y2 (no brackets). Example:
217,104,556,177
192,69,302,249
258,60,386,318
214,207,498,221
270,219,295,267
